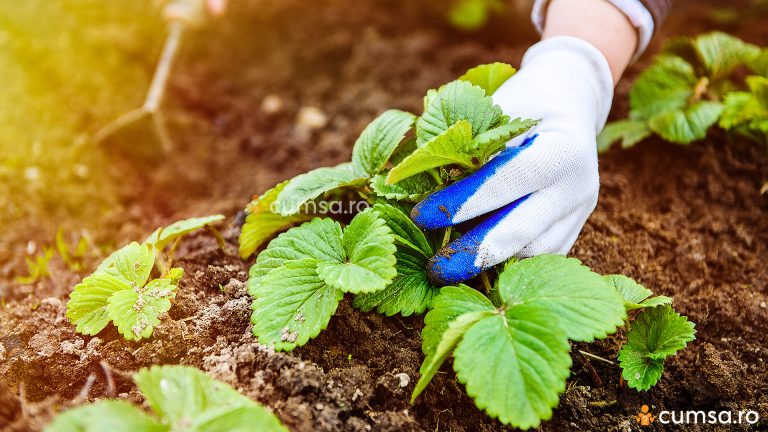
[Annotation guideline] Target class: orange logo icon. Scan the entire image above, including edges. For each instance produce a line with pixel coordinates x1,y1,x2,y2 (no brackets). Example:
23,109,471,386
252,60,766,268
635,405,656,426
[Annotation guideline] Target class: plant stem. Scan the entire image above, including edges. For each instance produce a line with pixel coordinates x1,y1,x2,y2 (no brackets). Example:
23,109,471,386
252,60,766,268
206,226,227,251
428,169,444,185
441,227,452,248
480,272,492,293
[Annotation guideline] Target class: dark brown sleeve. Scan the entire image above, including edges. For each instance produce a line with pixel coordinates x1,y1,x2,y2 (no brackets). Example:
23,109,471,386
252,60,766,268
638,0,672,28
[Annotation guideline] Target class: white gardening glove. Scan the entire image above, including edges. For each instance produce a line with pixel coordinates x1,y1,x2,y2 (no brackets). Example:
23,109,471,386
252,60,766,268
411,36,614,285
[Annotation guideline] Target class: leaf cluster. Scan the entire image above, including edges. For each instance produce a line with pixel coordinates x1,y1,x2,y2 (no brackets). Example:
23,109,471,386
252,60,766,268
600,32,767,150
66,215,223,340
412,255,627,429
238,62,533,262
241,63,697,429
244,63,535,349
45,365,286,432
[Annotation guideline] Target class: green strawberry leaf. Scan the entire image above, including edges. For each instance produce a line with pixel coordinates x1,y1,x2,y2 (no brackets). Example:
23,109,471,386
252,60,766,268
316,209,397,294
619,305,696,390
747,75,768,110
351,109,416,177
353,245,440,316
498,255,626,342
371,203,432,256
630,55,697,121
250,259,343,351
648,101,724,144
107,275,178,341
617,349,665,392
45,400,167,432
597,120,652,152
691,32,760,81
624,304,696,360
420,285,496,361
48,366,287,431
453,304,571,429
105,242,156,286
411,285,496,404
390,136,418,165
273,163,367,216
471,118,538,162
748,48,768,76
417,80,504,146
412,256,626,428
144,214,225,251
412,310,494,402
604,275,672,311
387,120,475,184
370,172,438,203
67,242,156,336
134,365,287,431
239,181,312,259
459,62,516,95
188,405,288,431
719,91,757,130
248,218,344,293
66,272,133,335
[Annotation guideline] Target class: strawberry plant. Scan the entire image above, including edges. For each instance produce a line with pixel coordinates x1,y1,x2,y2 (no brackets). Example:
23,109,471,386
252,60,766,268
599,31,767,150
66,215,223,340
241,63,696,429
605,275,695,390
45,365,286,432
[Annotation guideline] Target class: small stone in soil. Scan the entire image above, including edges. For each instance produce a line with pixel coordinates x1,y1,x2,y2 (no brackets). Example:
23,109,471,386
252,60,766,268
394,372,410,388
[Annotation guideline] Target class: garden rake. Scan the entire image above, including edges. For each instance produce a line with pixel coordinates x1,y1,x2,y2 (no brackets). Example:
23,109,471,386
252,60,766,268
93,0,209,162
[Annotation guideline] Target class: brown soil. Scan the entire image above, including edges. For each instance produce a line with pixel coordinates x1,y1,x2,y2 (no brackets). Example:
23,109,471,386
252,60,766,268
2,0,768,431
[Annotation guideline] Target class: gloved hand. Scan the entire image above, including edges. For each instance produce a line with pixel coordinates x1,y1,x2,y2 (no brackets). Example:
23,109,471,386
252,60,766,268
411,36,615,285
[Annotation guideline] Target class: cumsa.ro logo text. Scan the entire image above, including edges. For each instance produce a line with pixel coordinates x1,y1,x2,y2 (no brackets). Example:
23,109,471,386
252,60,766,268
634,405,760,427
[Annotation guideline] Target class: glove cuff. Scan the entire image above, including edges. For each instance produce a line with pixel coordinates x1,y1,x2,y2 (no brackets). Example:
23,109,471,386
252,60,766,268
531,0,654,62
521,36,614,134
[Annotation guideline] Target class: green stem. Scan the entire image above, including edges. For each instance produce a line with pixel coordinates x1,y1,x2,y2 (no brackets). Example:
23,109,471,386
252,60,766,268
441,227,452,248
480,272,492,294
428,169,444,185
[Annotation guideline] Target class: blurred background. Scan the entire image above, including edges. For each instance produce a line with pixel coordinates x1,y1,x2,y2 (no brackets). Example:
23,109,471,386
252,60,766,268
0,0,766,288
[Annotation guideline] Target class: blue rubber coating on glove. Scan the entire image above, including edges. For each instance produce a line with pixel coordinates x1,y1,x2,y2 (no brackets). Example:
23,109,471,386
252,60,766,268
427,193,531,285
410,134,538,230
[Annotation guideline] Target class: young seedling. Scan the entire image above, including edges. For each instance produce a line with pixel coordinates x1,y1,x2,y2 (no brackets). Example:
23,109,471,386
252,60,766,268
45,365,286,431
607,275,696,390
241,63,696,428
15,246,54,284
55,228,92,272
66,215,223,340
599,31,763,150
